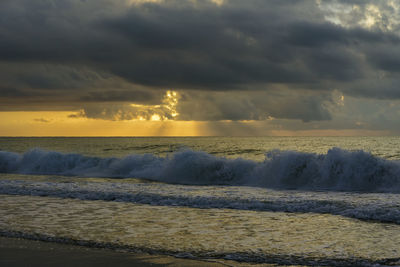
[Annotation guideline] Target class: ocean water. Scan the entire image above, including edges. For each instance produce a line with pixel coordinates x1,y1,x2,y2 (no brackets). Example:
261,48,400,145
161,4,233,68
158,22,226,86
1,137,400,266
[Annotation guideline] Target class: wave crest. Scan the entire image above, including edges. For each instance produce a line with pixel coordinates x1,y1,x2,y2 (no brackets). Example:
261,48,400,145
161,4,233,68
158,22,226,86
1,148,400,192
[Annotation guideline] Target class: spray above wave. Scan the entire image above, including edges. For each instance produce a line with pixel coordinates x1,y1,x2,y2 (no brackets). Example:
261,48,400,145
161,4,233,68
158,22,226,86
0,148,400,192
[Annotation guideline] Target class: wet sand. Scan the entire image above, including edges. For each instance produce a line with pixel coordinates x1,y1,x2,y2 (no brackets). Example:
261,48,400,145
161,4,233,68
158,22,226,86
0,237,233,267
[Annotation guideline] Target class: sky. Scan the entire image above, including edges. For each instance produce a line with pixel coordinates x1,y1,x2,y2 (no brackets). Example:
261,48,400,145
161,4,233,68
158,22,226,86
1,0,400,136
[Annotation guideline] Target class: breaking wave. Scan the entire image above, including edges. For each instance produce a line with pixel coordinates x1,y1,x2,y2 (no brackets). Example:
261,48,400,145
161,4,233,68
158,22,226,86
1,147,400,192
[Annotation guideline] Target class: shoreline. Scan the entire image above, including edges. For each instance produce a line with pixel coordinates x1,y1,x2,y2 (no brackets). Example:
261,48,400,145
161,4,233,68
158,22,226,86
0,236,241,267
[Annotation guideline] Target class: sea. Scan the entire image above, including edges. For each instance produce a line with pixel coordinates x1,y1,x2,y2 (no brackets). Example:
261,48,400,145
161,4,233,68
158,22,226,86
1,136,400,266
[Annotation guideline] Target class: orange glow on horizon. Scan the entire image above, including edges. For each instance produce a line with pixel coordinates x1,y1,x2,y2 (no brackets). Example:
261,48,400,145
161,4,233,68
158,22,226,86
0,111,393,137
0,111,204,136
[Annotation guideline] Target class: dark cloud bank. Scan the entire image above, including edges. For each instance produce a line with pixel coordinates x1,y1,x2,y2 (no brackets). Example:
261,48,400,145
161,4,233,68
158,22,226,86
1,0,400,128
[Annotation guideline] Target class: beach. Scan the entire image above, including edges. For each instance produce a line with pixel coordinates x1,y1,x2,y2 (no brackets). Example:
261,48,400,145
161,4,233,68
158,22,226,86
0,236,250,267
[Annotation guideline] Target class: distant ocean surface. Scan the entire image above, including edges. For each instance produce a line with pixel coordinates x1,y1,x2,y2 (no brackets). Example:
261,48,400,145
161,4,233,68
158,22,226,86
1,137,400,266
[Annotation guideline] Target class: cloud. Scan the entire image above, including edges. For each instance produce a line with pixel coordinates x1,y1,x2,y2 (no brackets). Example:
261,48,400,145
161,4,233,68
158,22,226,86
1,0,398,91
176,90,333,122
73,89,334,123
34,118,51,123
80,90,160,103
0,62,164,110
1,0,400,131
72,91,179,121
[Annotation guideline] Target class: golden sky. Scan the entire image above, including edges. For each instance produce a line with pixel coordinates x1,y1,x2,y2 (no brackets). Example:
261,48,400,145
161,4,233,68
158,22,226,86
0,111,391,137
0,111,201,136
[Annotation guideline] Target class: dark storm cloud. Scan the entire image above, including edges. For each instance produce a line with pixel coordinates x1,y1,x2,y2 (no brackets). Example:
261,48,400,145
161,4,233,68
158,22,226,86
176,91,333,122
99,0,388,87
0,0,388,87
0,62,162,109
81,90,160,103
366,47,400,72
1,0,400,123
0,87,33,97
345,77,400,99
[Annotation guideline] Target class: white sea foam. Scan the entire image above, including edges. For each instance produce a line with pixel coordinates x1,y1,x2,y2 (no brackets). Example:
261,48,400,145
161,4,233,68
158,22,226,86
1,194,400,267
1,177,400,224
0,148,400,192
